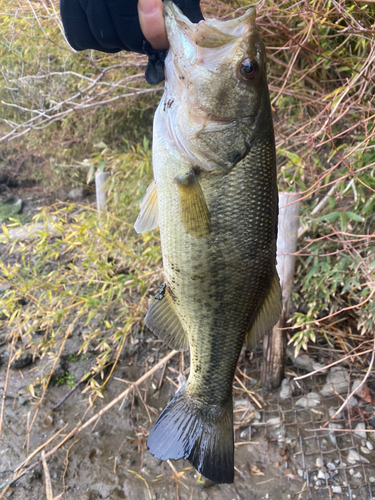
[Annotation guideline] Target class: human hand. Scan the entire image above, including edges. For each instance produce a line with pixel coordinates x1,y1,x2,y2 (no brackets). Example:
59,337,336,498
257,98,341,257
138,0,168,51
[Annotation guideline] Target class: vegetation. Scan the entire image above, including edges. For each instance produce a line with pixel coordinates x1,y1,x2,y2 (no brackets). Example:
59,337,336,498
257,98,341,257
0,0,374,409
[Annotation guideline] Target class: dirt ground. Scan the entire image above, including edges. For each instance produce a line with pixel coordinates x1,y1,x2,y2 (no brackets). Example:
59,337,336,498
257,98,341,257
1,186,375,500
1,341,375,500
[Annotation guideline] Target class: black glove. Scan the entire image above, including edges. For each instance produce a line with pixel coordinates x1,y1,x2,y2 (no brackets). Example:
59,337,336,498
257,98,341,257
60,0,203,84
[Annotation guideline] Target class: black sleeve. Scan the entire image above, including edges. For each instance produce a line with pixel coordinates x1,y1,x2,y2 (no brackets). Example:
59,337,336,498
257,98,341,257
60,0,203,84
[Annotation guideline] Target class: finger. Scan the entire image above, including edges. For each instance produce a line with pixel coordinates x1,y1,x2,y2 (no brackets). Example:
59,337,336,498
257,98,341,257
138,0,168,51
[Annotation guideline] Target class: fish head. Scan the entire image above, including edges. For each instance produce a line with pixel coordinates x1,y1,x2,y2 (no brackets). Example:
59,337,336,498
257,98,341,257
164,1,267,124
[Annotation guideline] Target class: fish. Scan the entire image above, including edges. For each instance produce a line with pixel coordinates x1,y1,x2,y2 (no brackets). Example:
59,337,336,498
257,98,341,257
134,1,282,484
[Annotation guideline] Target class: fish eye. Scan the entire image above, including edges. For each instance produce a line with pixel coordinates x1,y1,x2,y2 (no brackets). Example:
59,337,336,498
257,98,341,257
239,59,258,80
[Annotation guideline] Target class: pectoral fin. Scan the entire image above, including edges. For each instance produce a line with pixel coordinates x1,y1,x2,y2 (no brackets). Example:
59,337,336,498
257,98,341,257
145,283,188,352
176,169,210,238
245,272,282,351
134,180,158,234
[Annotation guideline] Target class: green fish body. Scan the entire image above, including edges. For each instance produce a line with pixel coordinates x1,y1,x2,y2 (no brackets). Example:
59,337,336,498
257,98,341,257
134,1,282,484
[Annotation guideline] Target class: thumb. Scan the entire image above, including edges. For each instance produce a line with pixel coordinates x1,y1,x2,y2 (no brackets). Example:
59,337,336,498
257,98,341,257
138,0,168,50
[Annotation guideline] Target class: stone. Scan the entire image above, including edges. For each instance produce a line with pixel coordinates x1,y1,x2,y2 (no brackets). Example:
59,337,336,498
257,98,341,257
315,480,322,487
279,378,292,400
360,446,370,455
351,379,363,395
320,438,328,451
320,367,349,397
315,457,323,468
349,469,355,476
347,449,370,464
366,441,374,451
328,407,342,420
317,470,326,480
66,187,86,201
234,399,254,410
354,422,367,439
286,346,327,373
298,469,304,477
295,392,321,408
369,477,375,483
11,353,33,369
267,417,281,427
326,462,336,470
353,472,363,479
332,486,342,494
347,396,358,406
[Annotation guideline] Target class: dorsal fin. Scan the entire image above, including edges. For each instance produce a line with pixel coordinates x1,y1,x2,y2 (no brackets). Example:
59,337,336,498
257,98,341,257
245,272,282,350
134,181,159,234
145,283,189,352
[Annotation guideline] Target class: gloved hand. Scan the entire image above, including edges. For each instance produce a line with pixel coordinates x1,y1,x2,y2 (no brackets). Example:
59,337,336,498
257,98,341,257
60,0,203,84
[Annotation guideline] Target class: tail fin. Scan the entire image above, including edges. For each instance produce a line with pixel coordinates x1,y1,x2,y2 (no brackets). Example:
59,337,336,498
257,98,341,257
147,385,234,483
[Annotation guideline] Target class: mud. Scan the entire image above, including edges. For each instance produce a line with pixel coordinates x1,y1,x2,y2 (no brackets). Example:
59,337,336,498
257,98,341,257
1,344,375,500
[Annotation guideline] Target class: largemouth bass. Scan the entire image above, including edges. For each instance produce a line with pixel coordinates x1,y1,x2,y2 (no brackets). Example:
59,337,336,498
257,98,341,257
134,1,282,484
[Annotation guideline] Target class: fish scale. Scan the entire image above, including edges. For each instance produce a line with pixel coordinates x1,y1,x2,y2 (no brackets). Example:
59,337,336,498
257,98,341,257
135,1,282,484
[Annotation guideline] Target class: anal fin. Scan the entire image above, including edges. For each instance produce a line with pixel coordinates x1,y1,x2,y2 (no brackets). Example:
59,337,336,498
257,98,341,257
176,169,210,239
134,180,158,234
245,271,282,350
145,283,188,351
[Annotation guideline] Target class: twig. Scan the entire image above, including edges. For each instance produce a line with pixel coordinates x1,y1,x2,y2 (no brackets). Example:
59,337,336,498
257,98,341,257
234,376,263,408
52,375,88,411
41,451,53,500
127,470,152,500
0,338,15,445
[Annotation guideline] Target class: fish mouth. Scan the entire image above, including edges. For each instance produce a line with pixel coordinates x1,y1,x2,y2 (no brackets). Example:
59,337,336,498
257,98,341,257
164,1,257,50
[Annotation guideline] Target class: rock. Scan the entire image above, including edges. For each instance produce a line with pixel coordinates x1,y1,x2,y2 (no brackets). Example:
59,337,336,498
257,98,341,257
296,392,321,408
369,416,375,429
66,187,86,201
234,399,254,410
332,486,342,494
347,395,358,407
347,449,370,464
320,367,349,397
360,446,371,455
366,441,374,451
320,438,328,451
279,378,292,400
353,472,363,479
349,468,355,476
328,407,342,420
267,417,281,427
35,356,66,381
369,477,375,483
315,457,323,468
18,395,29,405
298,469,304,477
317,470,326,480
328,422,343,446
315,480,322,487
354,422,367,439
11,353,33,369
286,347,327,373
326,462,336,470
351,379,363,395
